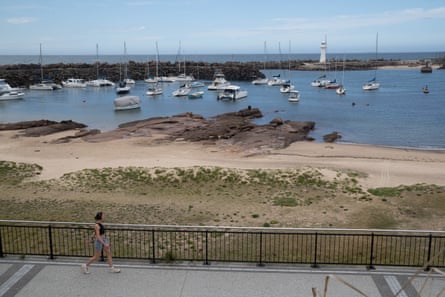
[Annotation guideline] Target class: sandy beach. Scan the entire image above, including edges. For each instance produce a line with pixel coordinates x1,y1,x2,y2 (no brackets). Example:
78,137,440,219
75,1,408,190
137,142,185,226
1,129,444,189
2,128,445,229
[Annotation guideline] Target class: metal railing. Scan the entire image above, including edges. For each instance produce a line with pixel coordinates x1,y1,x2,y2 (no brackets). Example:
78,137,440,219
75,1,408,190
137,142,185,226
0,220,444,268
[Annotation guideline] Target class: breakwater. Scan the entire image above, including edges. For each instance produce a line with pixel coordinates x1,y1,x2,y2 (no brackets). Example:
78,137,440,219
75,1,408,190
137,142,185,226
0,58,439,88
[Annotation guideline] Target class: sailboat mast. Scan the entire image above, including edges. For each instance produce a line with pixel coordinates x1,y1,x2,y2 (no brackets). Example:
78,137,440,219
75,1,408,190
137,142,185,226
374,33,378,77
124,41,128,80
155,41,159,77
95,43,99,79
39,43,43,81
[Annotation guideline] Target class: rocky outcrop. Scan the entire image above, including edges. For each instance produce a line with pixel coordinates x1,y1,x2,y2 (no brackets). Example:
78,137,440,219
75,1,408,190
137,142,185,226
323,131,342,143
84,107,315,151
2,108,316,151
0,120,86,137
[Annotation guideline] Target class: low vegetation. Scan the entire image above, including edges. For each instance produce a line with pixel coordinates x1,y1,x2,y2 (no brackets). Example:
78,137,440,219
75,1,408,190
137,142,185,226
1,161,444,230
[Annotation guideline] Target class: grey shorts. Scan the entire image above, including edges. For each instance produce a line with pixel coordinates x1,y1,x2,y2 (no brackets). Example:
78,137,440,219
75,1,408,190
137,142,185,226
94,237,109,251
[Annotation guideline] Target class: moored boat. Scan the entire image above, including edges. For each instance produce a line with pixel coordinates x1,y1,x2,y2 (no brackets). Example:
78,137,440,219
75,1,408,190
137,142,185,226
267,74,286,86
208,70,230,91
172,83,192,97
288,90,300,102
217,85,248,101
336,85,346,95
116,81,131,94
62,78,87,88
146,83,163,96
30,79,62,90
188,91,204,99
280,80,295,93
114,95,141,110
0,90,25,101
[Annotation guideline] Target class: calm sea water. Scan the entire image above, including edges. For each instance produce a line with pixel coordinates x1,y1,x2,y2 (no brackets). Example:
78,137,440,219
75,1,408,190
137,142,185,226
0,54,444,149
0,52,443,65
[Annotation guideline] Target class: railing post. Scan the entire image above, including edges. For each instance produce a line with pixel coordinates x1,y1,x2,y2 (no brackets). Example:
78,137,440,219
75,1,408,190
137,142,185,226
311,232,319,268
204,230,209,265
0,227,3,258
48,225,54,259
151,229,156,264
367,233,375,270
425,233,433,271
257,232,264,267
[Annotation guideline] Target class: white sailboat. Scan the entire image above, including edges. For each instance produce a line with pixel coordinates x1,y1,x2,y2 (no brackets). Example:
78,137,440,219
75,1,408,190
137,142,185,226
362,33,380,91
30,44,62,90
116,41,131,94
252,41,269,85
336,57,346,95
87,44,115,87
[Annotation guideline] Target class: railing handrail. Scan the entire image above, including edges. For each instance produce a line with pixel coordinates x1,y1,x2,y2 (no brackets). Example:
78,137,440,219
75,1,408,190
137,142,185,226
1,219,444,235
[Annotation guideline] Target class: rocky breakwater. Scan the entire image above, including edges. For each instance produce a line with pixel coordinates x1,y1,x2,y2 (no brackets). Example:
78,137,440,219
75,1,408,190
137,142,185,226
0,61,265,88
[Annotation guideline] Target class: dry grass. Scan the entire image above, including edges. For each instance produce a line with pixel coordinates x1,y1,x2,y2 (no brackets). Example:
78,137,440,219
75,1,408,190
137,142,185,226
1,161,444,230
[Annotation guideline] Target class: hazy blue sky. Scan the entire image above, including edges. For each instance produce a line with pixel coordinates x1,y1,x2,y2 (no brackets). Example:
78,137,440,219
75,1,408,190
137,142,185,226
2,0,444,55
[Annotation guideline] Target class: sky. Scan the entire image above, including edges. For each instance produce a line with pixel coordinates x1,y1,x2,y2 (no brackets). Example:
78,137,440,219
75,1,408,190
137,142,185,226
1,0,445,55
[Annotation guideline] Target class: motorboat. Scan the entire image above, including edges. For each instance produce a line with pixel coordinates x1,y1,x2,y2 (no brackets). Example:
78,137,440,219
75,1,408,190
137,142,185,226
0,89,25,101
0,79,23,92
280,80,295,93
267,74,286,86
62,78,87,88
208,71,230,91
116,81,131,94
188,91,204,99
87,77,115,87
423,85,429,94
190,81,205,88
251,77,268,85
146,83,163,96
172,83,191,97
336,85,346,95
217,85,248,101
288,90,300,102
114,95,140,111
30,79,62,90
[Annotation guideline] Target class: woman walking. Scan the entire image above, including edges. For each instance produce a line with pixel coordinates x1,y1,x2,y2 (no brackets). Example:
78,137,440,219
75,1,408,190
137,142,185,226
81,211,120,274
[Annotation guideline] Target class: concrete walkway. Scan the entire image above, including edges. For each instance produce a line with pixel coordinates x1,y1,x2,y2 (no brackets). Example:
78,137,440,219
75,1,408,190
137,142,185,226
0,257,443,297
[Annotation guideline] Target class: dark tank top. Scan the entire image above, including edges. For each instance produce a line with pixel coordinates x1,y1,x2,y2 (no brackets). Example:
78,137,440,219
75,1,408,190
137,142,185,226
97,223,105,235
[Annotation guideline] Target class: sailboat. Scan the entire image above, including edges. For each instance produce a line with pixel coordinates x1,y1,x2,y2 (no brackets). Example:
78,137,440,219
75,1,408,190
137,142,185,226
29,44,62,90
336,57,346,95
252,41,269,85
362,33,380,91
87,44,115,87
146,42,163,96
116,41,131,94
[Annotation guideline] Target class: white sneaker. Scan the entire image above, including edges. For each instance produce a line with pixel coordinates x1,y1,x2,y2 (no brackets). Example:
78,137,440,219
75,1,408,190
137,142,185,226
81,264,90,274
109,266,121,273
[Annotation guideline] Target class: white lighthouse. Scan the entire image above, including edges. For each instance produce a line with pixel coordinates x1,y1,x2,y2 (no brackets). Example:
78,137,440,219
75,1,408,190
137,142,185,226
319,36,327,64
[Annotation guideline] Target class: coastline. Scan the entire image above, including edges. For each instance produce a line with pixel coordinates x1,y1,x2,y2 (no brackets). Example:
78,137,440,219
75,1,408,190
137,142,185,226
1,129,444,189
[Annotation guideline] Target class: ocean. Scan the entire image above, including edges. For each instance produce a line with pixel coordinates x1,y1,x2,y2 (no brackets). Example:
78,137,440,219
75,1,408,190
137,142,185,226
0,53,444,150
0,52,443,65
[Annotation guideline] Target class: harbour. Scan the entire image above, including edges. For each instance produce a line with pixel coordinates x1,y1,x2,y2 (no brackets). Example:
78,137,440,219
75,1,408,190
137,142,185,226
1,63,444,149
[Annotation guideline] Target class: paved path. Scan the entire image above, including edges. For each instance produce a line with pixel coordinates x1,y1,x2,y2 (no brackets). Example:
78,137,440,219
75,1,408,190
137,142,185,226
0,257,443,297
